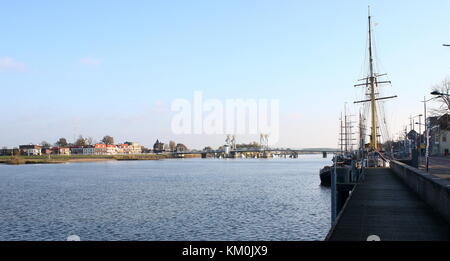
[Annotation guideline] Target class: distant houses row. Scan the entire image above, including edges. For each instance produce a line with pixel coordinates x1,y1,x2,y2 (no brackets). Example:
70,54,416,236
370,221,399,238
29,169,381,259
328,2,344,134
153,139,189,153
0,140,190,156
14,142,142,156
391,113,450,157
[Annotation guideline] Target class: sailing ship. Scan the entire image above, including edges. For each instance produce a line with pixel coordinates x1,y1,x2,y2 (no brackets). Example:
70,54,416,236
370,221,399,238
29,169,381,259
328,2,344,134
354,7,397,159
320,6,397,185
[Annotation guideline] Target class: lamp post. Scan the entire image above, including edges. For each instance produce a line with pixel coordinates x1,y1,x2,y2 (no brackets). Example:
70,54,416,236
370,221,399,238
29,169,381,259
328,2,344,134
422,94,441,172
409,116,416,132
421,96,440,172
430,91,450,110
416,115,423,136
412,114,423,143
416,121,426,157
409,114,422,168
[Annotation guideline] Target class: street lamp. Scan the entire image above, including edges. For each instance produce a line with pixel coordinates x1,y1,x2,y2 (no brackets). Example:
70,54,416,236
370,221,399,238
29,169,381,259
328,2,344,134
431,91,450,97
415,121,425,136
410,114,423,133
413,114,423,154
430,91,450,110
406,114,423,168
417,114,423,133
416,122,425,147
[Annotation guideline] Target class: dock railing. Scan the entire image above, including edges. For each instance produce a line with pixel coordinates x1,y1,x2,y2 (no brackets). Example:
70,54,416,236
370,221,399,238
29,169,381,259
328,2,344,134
390,160,450,223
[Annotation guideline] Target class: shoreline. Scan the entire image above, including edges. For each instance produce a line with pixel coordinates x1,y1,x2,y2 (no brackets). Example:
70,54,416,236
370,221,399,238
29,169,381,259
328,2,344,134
0,154,197,165
0,153,323,165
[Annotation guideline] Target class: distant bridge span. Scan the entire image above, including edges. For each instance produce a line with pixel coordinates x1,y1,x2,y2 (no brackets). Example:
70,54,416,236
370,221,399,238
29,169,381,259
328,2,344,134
173,149,340,155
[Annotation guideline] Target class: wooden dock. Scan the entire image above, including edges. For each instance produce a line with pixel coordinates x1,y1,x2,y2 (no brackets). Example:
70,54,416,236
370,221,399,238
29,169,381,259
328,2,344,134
326,168,450,241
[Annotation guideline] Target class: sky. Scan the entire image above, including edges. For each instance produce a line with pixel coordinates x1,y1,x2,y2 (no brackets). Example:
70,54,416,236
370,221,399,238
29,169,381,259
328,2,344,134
1,0,450,149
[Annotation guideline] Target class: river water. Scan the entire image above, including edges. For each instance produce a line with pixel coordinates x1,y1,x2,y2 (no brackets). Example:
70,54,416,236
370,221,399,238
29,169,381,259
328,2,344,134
0,155,331,241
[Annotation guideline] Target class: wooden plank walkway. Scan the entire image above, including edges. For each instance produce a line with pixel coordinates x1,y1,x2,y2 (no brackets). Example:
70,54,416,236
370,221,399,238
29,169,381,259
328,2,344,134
327,168,450,241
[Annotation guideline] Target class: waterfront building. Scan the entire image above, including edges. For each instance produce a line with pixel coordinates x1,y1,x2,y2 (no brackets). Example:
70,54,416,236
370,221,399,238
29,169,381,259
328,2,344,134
439,130,450,156
70,146,84,155
124,142,142,154
428,114,450,156
175,143,189,153
94,144,118,155
41,147,53,155
153,139,165,153
19,144,42,156
83,146,95,155
407,130,419,141
52,147,71,155
11,141,143,156
116,143,129,154
0,147,17,156
94,143,108,155
141,147,152,154
106,145,117,155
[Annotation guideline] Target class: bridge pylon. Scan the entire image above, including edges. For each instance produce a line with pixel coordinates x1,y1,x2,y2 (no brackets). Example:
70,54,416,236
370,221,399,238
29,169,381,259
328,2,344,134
260,134,269,151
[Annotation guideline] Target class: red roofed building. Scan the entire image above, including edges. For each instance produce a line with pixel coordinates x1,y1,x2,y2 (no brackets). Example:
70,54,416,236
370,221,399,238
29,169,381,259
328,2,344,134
94,144,117,155
106,144,117,155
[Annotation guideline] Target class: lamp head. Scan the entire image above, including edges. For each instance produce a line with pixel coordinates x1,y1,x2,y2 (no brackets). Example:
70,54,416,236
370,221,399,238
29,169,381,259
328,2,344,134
431,91,441,96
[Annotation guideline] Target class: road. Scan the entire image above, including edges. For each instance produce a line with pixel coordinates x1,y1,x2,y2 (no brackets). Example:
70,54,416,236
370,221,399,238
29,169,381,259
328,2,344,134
420,156,450,179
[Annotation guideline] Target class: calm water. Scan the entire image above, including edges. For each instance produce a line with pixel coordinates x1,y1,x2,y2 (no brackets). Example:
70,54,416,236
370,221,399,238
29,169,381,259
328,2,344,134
0,155,331,241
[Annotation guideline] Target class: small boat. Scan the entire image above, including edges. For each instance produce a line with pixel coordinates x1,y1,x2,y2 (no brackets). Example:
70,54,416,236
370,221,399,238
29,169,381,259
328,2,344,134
319,165,352,187
320,166,332,186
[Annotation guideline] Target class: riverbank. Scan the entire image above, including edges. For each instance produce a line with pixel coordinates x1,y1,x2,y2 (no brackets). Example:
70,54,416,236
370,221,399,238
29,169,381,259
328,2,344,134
0,154,193,165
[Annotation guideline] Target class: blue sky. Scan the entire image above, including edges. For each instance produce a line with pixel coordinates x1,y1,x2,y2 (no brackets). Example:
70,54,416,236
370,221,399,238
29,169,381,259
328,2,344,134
1,1,450,149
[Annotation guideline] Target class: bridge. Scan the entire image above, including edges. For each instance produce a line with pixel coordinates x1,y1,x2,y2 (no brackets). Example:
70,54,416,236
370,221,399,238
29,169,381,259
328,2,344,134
171,134,339,158
173,148,340,159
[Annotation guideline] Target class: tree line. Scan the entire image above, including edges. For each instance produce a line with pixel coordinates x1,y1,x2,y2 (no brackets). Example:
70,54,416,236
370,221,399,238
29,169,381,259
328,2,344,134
41,135,116,148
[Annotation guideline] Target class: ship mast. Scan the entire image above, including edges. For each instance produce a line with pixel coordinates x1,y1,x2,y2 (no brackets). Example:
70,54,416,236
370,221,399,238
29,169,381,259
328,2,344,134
354,6,397,153
368,7,377,150
340,113,344,153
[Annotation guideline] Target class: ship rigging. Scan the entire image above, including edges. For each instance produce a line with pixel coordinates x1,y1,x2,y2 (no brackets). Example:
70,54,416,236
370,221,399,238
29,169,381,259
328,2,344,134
354,6,397,153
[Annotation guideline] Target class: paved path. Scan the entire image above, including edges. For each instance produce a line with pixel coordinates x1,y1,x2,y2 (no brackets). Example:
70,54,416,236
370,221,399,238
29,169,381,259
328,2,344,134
420,156,450,179
327,168,450,241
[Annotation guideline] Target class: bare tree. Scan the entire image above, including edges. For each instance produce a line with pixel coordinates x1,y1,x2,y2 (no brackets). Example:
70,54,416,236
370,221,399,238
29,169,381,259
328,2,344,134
169,140,176,152
41,141,51,147
74,135,87,146
430,78,450,116
101,135,114,145
86,137,94,145
55,137,68,147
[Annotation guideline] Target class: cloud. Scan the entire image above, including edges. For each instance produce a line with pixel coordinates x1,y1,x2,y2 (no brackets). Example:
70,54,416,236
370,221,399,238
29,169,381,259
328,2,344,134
79,56,101,66
0,57,26,72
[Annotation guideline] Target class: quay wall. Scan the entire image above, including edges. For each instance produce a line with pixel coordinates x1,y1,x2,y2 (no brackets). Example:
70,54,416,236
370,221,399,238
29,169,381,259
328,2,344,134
390,160,450,223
